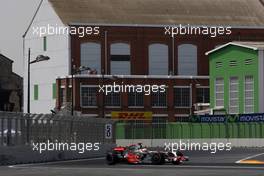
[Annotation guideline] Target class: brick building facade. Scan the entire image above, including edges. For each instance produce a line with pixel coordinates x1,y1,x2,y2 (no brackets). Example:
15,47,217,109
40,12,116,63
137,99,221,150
56,26,264,121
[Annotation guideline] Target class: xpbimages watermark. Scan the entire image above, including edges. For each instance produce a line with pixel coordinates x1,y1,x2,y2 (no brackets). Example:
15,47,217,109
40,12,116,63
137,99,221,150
32,24,100,37
32,141,100,154
164,24,232,38
99,82,166,95
164,140,232,154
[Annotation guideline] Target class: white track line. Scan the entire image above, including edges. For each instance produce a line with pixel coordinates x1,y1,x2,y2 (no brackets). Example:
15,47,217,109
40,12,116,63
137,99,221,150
235,153,264,163
8,157,104,168
9,165,264,170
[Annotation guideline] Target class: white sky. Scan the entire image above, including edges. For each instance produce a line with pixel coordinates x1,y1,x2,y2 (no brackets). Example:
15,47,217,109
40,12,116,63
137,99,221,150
0,0,41,76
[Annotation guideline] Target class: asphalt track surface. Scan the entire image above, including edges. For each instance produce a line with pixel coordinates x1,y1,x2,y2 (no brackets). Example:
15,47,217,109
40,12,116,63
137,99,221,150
1,148,264,176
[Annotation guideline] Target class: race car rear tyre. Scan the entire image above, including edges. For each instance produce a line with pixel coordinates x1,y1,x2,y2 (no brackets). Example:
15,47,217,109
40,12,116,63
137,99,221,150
159,153,166,165
172,160,181,165
151,153,162,165
106,153,117,165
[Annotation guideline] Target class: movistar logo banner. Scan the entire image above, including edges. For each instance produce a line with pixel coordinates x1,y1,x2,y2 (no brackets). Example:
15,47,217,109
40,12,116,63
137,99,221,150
191,113,264,123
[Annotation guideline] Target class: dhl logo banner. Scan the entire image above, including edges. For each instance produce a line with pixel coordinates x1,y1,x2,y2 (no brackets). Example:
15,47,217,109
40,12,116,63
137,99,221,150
111,111,152,120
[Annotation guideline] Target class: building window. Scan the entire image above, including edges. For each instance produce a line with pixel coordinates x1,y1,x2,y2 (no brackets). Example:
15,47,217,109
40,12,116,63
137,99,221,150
215,78,224,107
80,86,97,107
175,115,190,122
68,87,72,102
34,84,39,100
128,92,144,107
80,42,101,74
244,76,254,113
105,92,121,107
178,44,197,75
151,91,167,107
110,43,130,75
148,43,168,75
152,116,168,123
174,87,190,107
229,77,239,114
196,88,209,103
59,87,66,105
43,36,47,51
52,83,57,99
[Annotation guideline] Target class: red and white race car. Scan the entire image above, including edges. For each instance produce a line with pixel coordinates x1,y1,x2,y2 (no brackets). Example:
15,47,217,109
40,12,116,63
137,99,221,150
106,143,189,165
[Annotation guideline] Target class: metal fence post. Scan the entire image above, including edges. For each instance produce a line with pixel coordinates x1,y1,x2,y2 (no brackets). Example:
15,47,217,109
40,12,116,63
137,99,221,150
26,114,30,144
150,121,154,147
7,118,11,146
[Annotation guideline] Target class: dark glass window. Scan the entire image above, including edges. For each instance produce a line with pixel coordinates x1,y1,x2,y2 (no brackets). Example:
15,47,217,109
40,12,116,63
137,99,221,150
174,87,190,107
196,88,209,103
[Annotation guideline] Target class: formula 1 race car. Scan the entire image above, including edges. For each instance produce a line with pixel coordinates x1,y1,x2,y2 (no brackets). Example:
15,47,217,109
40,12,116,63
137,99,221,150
106,143,189,165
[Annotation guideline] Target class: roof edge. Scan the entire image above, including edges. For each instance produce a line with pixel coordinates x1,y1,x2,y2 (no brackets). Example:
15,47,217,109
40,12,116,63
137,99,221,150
205,42,258,55
57,74,210,80
23,0,44,38
0,54,14,63
260,0,264,7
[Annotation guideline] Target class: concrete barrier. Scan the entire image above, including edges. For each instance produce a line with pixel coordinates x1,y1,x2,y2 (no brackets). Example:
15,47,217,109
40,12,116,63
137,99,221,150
0,143,115,165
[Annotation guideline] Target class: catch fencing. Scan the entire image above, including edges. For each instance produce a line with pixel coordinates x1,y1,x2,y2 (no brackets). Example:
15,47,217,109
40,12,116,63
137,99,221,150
0,111,115,146
0,111,115,165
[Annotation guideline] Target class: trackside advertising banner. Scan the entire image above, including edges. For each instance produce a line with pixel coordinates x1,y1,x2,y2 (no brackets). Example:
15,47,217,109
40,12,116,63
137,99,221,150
111,111,152,120
191,113,264,123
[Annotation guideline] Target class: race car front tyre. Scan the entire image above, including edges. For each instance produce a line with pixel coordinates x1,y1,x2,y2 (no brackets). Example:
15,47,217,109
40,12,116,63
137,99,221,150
106,153,117,165
151,153,165,165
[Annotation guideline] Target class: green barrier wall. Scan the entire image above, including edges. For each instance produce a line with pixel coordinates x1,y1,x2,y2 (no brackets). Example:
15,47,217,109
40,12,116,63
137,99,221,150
116,122,264,139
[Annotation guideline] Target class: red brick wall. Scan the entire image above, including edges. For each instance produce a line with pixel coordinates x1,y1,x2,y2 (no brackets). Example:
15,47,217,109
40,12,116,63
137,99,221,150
63,26,264,120
71,26,264,76
57,77,209,121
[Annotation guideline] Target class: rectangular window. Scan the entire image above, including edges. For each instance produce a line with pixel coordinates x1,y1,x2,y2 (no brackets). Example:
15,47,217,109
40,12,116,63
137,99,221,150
80,86,97,107
196,88,209,103
244,76,254,113
215,78,224,107
175,115,190,122
152,91,167,107
52,83,57,99
229,77,239,114
174,87,190,107
128,92,144,107
178,44,197,76
59,87,66,105
105,92,121,107
34,84,39,100
110,43,131,75
43,36,47,51
68,87,72,102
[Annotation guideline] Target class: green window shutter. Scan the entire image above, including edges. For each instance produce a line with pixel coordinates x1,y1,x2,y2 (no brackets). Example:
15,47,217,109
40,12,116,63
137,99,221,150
34,85,39,100
52,83,57,99
43,36,47,51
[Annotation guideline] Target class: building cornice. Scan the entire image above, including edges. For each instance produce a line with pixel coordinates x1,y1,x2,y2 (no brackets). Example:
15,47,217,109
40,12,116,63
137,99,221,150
57,74,209,80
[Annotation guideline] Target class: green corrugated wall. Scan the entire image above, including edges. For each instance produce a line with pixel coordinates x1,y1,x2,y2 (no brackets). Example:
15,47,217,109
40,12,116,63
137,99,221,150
116,122,264,139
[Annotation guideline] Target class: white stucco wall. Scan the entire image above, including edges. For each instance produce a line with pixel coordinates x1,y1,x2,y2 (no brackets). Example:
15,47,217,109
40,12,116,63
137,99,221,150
23,0,70,113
